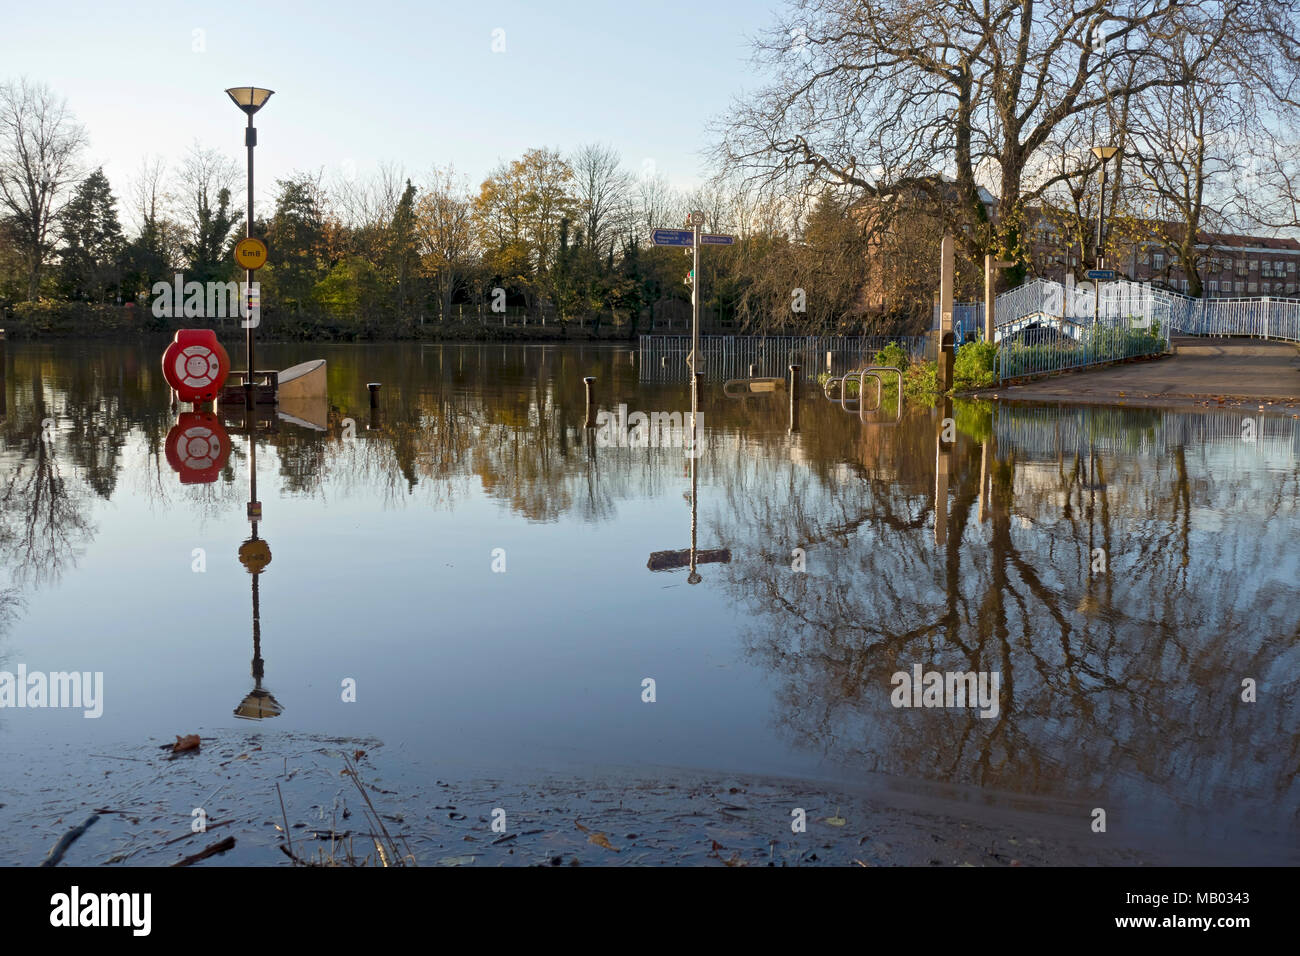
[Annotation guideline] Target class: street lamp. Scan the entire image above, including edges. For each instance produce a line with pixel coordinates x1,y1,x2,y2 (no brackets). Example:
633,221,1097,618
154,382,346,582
225,87,274,408
1091,145,1120,271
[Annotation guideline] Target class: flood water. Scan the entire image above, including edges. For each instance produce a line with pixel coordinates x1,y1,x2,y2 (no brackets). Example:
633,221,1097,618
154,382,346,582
1,341,1297,862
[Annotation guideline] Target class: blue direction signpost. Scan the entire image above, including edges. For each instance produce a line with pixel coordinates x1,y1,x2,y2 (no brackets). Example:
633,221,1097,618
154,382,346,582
651,228,695,247
652,218,738,393
650,229,737,247
1086,269,1115,280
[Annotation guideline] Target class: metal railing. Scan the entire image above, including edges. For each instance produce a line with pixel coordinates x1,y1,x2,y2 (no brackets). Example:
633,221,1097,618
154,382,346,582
996,313,1171,380
991,279,1300,381
638,335,929,382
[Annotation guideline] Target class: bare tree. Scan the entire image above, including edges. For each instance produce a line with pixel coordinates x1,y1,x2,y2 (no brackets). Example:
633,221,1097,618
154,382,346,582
0,78,87,300
635,171,682,238
715,0,1292,281
570,142,633,258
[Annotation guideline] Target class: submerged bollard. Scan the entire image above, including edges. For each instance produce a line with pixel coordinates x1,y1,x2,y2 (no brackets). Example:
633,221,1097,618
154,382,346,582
368,382,381,409
788,364,801,433
584,376,597,428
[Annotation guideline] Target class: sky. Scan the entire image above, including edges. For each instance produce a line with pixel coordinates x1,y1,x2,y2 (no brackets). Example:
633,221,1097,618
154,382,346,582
2,0,784,221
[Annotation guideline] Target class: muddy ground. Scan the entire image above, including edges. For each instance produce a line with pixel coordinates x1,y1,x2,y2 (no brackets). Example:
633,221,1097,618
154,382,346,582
1,731,1195,867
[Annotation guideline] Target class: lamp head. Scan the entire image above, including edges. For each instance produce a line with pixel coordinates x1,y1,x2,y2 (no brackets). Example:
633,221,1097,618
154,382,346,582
225,87,274,116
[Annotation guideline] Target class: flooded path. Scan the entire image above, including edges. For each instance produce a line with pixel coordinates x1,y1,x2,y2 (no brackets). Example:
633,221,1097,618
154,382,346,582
1,341,1297,865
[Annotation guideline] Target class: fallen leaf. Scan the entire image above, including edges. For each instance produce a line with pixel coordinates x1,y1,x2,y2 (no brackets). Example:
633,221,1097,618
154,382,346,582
172,734,200,754
574,821,590,834
588,832,619,851
825,815,847,827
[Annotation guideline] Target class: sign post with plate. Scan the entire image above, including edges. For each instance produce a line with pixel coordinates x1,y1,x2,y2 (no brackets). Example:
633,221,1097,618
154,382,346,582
650,222,737,386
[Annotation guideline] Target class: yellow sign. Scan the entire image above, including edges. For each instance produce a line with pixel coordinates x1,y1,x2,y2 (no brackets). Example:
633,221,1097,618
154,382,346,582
234,237,268,270
238,538,272,574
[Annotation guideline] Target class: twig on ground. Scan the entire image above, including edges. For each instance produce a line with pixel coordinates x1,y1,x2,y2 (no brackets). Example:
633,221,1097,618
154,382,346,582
171,836,236,867
40,813,101,867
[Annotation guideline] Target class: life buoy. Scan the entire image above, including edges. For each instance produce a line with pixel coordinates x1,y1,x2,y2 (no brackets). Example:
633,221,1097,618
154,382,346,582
162,329,230,402
165,412,231,484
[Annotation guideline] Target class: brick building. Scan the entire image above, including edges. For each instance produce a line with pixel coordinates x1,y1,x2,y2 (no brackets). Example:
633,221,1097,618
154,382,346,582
1025,214,1300,297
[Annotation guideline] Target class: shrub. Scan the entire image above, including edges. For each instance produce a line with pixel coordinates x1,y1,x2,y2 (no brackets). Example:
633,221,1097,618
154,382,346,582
873,341,911,371
954,340,999,389
903,360,940,403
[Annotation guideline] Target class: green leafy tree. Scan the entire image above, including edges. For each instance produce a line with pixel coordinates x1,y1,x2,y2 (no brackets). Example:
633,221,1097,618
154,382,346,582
58,167,124,302
265,174,325,313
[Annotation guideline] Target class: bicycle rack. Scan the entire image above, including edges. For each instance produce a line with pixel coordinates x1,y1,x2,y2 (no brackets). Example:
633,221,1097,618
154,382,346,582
855,367,902,425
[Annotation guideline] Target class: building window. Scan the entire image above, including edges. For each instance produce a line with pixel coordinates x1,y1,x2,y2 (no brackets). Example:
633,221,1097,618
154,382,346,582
1208,280,1219,294
1249,282,1258,294
1222,280,1233,294
1153,253,1165,270
1251,259,1259,270
1237,260,1248,275
1289,261,1296,273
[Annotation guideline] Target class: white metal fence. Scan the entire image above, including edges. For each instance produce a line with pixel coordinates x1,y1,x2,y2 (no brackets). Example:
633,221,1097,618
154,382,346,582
991,279,1300,381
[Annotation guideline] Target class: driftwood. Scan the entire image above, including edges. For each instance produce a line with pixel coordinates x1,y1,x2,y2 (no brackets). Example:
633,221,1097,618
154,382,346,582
171,835,236,867
39,813,101,867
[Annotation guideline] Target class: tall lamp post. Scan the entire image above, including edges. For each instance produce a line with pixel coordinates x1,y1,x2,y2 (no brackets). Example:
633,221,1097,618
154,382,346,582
1091,145,1120,272
225,86,274,408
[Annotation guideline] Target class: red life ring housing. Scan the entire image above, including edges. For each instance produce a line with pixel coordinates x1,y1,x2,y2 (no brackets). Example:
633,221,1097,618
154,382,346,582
165,411,232,484
162,329,230,403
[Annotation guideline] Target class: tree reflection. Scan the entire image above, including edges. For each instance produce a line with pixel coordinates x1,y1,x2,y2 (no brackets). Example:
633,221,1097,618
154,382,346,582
707,402,1300,835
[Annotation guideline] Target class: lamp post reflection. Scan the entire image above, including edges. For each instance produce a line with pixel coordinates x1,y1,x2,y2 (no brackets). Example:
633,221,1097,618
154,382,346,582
234,409,281,719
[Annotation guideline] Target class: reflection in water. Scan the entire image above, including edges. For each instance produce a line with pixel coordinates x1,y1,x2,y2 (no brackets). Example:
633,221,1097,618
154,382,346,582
711,402,1300,842
233,407,281,720
0,342,1297,851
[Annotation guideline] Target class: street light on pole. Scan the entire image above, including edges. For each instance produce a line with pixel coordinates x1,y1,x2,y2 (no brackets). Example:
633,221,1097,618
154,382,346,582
225,86,274,408
1091,145,1120,271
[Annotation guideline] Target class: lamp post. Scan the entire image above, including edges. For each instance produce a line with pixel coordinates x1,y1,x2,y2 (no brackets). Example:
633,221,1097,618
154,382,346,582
225,86,274,408
1091,145,1120,271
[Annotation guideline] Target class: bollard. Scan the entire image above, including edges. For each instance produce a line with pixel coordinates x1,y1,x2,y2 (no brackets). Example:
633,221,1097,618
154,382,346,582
788,364,801,434
661,356,668,368
368,382,381,409
826,351,834,374
584,376,597,428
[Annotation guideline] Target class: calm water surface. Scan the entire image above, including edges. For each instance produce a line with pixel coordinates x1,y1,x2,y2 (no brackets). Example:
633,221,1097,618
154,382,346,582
1,341,1297,858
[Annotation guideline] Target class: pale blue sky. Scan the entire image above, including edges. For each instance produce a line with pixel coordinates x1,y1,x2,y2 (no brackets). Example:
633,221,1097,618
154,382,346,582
3,0,782,218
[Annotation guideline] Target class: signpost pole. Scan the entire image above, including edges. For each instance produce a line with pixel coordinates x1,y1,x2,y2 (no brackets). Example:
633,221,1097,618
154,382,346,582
692,216,701,406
